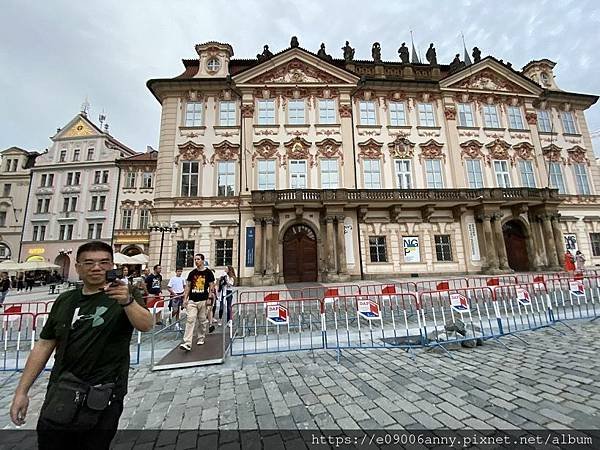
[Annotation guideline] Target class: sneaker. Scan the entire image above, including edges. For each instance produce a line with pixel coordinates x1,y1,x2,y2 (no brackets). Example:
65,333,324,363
174,323,182,331
209,325,215,333
217,321,222,327
227,320,232,328
197,338,205,345
179,343,191,351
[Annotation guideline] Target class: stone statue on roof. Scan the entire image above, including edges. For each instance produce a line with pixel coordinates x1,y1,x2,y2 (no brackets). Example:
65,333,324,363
398,43,409,64
290,36,299,48
472,46,481,63
425,43,437,66
372,42,382,63
317,43,332,61
257,45,274,62
342,40,355,62
449,53,465,73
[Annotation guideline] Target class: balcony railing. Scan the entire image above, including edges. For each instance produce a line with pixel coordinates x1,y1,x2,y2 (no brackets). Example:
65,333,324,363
251,188,560,205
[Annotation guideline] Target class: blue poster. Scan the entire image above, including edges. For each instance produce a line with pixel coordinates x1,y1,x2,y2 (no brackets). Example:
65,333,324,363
245,227,255,267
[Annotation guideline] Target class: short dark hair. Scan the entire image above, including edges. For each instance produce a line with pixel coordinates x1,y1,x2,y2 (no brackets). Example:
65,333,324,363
76,241,113,262
153,264,161,270
195,253,205,260
176,266,183,271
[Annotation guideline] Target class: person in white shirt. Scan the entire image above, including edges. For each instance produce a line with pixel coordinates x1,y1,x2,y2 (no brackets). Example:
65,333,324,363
167,267,186,330
217,266,236,327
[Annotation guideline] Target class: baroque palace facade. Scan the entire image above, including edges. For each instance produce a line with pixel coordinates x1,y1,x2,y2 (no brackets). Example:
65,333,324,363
147,39,599,285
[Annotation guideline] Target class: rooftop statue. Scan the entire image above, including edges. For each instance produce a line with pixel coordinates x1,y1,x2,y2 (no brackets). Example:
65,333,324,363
342,40,355,62
449,53,465,73
398,42,409,64
372,42,382,63
472,46,481,63
257,45,274,62
425,43,437,66
290,36,299,48
317,43,332,61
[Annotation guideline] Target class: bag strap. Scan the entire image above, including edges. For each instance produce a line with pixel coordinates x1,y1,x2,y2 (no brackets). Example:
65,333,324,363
54,288,82,368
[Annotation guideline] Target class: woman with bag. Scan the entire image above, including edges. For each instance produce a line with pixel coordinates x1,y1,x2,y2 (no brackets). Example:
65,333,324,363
575,250,586,272
218,266,236,328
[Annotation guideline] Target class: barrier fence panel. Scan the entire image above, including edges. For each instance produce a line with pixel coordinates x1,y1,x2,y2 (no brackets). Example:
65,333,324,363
548,276,600,322
322,293,424,357
415,278,469,292
230,297,324,356
467,275,518,288
359,282,417,295
417,287,498,351
492,283,552,335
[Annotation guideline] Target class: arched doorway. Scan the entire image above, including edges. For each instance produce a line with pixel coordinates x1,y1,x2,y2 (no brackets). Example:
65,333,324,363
122,245,142,257
54,254,70,280
503,220,530,271
283,224,318,283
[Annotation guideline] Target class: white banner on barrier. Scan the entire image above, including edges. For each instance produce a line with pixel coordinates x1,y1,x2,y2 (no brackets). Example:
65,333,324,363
449,293,469,313
357,299,380,320
266,304,289,325
517,288,532,306
569,281,585,296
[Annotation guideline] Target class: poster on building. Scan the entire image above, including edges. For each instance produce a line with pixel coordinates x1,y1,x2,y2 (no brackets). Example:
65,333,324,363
467,223,481,261
564,234,578,252
245,227,255,267
344,219,355,265
403,236,420,263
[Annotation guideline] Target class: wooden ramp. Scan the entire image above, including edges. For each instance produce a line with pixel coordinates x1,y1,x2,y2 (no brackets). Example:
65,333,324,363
152,331,230,371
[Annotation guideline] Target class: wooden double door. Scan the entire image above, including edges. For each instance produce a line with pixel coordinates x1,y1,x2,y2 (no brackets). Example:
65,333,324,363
503,220,530,271
283,224,318,283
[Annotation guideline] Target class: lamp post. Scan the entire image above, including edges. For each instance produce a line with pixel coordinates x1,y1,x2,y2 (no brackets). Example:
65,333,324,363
148,222,179,266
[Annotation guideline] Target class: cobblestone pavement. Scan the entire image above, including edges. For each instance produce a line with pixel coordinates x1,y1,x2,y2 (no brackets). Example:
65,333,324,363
1,319,599,441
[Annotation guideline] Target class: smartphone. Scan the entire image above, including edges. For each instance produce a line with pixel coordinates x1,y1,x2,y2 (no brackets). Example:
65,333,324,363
105,268,123,283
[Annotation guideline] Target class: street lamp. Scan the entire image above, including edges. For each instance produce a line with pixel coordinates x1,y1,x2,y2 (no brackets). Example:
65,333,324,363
148,222,179,266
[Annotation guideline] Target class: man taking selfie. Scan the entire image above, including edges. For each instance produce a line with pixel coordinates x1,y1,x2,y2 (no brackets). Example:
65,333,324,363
9,241,153,449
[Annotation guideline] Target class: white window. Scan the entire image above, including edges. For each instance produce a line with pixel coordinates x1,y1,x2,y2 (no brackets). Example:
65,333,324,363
139,209,150,229
257,99,276,125
320,159,339,189
142,172,153,188
122,210,133,229
537,110,552,133
87,223,103,240
287,100,305,125
257,159,276,190
518,160,536,188
507,106,525,129
289,160,307,188
219,101,236,126
363,159,381,189
394,160,412,189
73,149,80,161
493,160,511,187
59,224,73,240
418,103,436,127
206,58,221,72
59,150,66,162
185,102,203,127
125,171,136,188
98,195,106,210
33,225,46,241
359,101,376,125
101,170,109,184
425,159,443,188
217,160,235,196
457,103,475,127
548,162,566,194
389,102,406,126
181,161,199,196
561,111,578,134
483,105,500,128
86,148,94,160
465,159,483,188
573,163,591,195
318,99,336,124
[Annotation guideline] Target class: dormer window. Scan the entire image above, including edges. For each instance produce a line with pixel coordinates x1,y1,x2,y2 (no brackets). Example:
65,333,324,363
540,72,550,87
206,58,221,73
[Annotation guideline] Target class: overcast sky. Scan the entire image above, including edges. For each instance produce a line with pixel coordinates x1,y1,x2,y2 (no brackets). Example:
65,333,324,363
1,0,599,155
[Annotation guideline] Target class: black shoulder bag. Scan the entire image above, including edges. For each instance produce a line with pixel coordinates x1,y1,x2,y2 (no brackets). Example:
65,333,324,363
38,289,116,429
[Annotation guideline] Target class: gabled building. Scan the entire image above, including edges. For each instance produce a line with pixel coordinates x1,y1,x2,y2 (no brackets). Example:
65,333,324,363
0,147,39,261
147,39,599,285
20,111,137,279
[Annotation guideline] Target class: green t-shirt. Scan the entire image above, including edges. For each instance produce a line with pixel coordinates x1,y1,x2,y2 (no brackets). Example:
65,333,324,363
40,287,144,397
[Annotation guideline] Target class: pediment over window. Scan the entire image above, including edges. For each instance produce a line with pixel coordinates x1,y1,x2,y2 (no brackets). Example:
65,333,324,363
512,142,535,160
252,139,281,166
418,139,445,160
283,137,314,166
357,138,384,161
542,144,564,163
459,140,484,159
440,59,543,96
315,138,344,165
387,135,415,159
233,49,359,85
567,145,589,165
177,141,207,165
485,138,511,161
211,140,240,164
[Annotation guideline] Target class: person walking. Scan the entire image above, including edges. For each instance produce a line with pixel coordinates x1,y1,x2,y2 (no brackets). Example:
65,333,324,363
9,240,152,450
16,272,24,292
179,254,215,351
0,272,10,308
575,250,586,272
167,267,186,330
119,266,133,285
145,265,163,326
25,271,35,291
217,266,236,327
564,250,576,274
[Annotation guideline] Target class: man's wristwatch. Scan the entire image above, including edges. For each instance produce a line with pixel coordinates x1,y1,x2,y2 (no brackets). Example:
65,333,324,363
120,297,135,307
